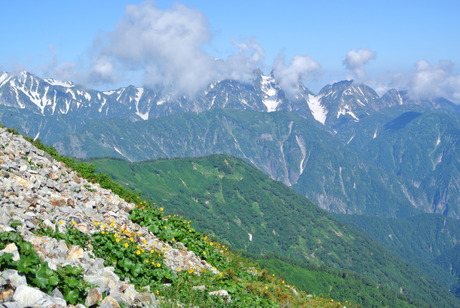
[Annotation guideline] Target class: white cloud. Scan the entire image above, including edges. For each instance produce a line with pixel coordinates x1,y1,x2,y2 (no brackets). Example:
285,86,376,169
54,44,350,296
343,48,376,80
222,39,265,82
81,1,265,96
273,54,321,96
409,60,460,102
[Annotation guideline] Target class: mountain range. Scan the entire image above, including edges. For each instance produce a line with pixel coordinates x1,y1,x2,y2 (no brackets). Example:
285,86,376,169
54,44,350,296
1,70,458,219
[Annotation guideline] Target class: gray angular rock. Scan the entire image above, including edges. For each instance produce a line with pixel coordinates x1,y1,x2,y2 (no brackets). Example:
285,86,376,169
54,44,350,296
1,270,27,288
12,285,45,306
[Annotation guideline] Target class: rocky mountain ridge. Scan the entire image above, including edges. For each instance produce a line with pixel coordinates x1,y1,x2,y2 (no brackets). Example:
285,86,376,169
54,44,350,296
2,70,457,129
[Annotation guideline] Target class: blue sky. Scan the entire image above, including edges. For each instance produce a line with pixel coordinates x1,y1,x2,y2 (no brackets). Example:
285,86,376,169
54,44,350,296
2,0,460,100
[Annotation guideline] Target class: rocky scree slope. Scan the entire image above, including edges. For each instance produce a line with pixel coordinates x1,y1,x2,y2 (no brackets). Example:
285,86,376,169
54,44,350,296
0,126,223,308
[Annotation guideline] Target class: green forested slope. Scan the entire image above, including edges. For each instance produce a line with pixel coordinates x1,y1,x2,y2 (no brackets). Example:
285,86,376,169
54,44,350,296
336,213,460,299
90,154,459,307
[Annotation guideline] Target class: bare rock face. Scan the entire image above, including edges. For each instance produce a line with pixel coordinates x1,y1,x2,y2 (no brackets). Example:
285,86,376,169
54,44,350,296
0,127,220,307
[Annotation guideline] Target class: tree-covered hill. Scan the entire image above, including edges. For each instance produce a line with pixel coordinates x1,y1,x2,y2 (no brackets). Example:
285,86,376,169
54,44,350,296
90,154,460,307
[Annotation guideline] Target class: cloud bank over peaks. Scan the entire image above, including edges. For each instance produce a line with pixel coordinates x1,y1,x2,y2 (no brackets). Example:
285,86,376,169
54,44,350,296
85,1,265,96
409,59,460,102
343,48,376,80
272,54,321,97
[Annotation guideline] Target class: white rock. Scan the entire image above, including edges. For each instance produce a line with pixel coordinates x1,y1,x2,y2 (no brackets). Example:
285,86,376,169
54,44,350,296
209,289,231,303
1,243,20,261
13,285,45,306
1,270,27,287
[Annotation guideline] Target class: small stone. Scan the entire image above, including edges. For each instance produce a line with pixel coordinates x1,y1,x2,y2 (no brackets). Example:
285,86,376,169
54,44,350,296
50,198,67,207
1,243,20,261
1,269,27,287
51,287,65,299
100,295,121,308
75,222,89,233
135,292,156,306
192,285,206,291
0,289,14,301
48,173,59,180
67,246,84,259
209,290,231,303
13,285,45,306
120,284,138,303
85,288,102,307
35,296,67,308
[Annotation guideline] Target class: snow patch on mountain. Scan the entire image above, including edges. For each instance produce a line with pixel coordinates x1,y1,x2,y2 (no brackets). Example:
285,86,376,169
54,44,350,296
347,135,355,144
337,104,359,121
113,146,132,162
15,81,46,114
307,94,327,124
134,88,149,120
44,78,75,88
260,75,279,112
0,73,12,87
296,135,307,174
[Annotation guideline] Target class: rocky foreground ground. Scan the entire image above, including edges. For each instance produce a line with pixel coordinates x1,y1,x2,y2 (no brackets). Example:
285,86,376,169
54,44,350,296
0,127,221,307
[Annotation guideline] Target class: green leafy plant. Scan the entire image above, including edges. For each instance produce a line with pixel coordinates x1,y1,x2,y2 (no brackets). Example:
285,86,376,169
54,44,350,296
0,232,92,304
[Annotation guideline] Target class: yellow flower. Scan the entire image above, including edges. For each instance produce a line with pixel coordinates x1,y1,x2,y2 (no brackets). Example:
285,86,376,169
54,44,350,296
202,251,206,255
163,226,167,229
159,207,164,211
156,263,161,267
135,250,141,255
171,238,175,241
58,221,64,225
116,238,121,242
71,221,77,226
177,267,181,271
145,259,149,263
114,233,119,238
129,237,134,242
101,231,106,235
124,243,129,248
